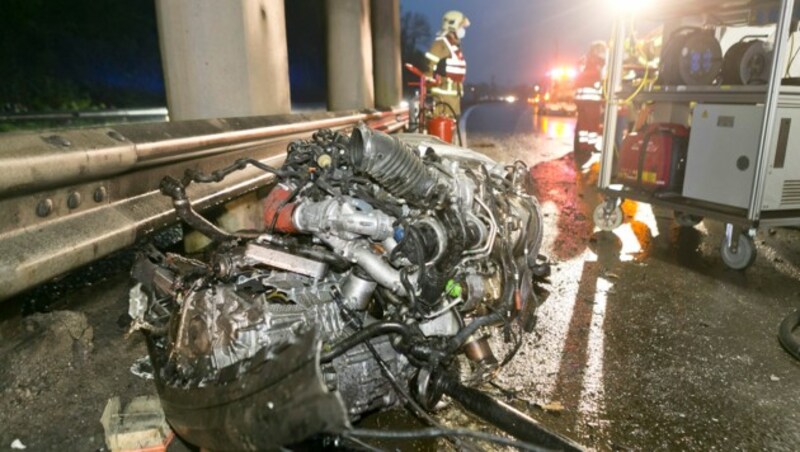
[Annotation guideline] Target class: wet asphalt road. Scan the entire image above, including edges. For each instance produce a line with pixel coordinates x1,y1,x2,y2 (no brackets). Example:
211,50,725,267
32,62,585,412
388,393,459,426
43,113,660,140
1,102,799,451
448,101,800,450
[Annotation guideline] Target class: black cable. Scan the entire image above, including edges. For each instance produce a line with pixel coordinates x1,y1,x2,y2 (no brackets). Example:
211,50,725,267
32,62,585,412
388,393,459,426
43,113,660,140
362,341,474,451
345,428,550,452
182,157,283,186
786,32,800,78
500,319,524,368
159,176,235,242
319,322,413,363
399,267,419,310
448,312,504,353
778,309,800,361
331,294,477,452
365,368,479,451
160,155,291,244
437,101,464,147
338,435,385,452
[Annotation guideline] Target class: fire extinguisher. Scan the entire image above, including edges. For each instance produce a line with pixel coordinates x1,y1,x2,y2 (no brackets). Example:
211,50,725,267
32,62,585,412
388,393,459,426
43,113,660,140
427,115,455,144
404,63,462,145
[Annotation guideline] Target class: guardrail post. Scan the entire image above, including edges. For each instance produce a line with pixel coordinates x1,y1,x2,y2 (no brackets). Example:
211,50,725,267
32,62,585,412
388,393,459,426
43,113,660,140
371,0,402,109
155,0,291,120
325,0,375,110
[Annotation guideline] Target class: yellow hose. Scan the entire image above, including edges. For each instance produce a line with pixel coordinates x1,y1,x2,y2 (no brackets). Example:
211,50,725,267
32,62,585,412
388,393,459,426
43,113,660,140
601,18,659,105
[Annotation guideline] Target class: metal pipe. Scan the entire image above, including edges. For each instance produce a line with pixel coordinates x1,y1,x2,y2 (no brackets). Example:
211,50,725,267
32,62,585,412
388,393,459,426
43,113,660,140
136,108,407,162
598,16,627,190
460,196,496,261
159,176,235,242
747,0,795,221
434,372,584,451
0,108,407,196
0,107,169,122
135,113,372,161
322,235,410,296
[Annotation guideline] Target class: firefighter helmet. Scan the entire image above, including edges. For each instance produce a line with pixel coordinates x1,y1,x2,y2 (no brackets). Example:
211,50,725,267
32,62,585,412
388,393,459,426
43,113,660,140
441,10,470,34
589,41,607,61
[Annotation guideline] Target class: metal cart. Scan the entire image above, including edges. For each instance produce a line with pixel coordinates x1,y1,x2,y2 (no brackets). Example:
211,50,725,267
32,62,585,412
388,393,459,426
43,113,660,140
595,0,800,269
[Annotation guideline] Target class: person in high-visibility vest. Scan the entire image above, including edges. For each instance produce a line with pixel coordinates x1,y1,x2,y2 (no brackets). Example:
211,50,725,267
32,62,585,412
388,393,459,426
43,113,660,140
425,10,469,117
574,41,607,158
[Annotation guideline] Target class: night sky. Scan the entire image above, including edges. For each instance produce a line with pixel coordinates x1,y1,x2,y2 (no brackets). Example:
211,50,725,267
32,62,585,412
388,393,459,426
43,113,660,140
402,0,614,85
1,0,616,112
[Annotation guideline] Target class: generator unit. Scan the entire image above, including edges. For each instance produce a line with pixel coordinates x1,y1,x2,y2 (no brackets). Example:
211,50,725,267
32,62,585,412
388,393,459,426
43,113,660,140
683,104,763,209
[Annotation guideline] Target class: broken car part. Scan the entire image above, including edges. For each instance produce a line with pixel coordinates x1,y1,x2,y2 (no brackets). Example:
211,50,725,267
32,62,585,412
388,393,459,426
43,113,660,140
131,125,574,450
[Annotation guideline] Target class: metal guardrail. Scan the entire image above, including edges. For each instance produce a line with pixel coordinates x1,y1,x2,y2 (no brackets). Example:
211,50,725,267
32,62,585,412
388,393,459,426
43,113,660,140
0,107,170,123
0,108,408,301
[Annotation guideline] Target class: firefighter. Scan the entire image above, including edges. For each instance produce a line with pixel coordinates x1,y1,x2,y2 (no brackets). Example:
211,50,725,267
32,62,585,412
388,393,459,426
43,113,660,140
425,10,469,117
574,41,607,159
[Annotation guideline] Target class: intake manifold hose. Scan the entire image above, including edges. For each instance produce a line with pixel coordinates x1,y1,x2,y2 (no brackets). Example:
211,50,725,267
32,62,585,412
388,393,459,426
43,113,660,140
349,124,440,205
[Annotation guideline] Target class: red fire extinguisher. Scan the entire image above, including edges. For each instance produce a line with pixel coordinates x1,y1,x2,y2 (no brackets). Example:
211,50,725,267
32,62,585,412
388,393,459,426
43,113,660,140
427,115,455,143
405,63,459,144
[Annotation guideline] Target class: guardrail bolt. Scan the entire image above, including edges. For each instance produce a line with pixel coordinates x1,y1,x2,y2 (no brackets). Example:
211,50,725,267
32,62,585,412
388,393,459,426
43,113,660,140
67,191,82,209
107,130,126,142
36,199,53,217
42,135,72,148
94,186,107,203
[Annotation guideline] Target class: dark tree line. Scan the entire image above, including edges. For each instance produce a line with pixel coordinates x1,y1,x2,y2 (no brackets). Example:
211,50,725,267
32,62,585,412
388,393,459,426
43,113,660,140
400,10,433,97
0,1,433,112
0,0,164,112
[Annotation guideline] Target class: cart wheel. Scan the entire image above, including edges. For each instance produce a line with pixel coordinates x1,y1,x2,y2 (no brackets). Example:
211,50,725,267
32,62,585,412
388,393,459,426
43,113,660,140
593,201,624,231
720,234,756,270
674,211,703,228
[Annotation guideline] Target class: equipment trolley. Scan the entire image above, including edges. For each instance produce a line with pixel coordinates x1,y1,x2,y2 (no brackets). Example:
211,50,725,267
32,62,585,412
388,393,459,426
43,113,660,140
596,0,800,269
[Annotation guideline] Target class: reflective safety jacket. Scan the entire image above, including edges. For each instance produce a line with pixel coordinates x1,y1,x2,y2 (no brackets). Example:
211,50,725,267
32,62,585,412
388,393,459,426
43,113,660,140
425,34,466,97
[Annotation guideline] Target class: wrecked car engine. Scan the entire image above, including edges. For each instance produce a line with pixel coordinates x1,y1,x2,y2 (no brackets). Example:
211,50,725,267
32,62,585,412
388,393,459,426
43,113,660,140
130,125,549,449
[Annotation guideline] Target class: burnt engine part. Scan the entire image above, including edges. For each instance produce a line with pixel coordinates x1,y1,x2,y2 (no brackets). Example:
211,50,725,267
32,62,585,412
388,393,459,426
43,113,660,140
131,125,559,450
350,125,442,204
432,371,583,451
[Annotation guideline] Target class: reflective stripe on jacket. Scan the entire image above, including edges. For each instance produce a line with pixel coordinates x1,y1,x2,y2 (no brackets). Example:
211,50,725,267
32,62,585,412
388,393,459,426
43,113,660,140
439,36,466,83
426,34,466,96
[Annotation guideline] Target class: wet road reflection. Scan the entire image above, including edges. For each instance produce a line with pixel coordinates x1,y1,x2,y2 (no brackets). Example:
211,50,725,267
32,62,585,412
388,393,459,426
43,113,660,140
535,115,575,141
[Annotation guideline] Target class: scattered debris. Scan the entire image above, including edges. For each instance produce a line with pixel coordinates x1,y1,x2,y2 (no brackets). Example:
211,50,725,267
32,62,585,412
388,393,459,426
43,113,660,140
100,396,173,452
129,356,154,381
10,439,26,450
540,401,565,413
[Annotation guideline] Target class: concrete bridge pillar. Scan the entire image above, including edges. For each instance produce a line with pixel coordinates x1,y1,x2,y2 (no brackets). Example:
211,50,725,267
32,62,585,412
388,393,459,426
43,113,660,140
371,0,402,109
325,0,374,110
155,0,291,121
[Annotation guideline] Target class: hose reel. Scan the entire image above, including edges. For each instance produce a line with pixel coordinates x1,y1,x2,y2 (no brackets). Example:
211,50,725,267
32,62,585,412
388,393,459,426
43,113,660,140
722,39,772,85
660,28,723,85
